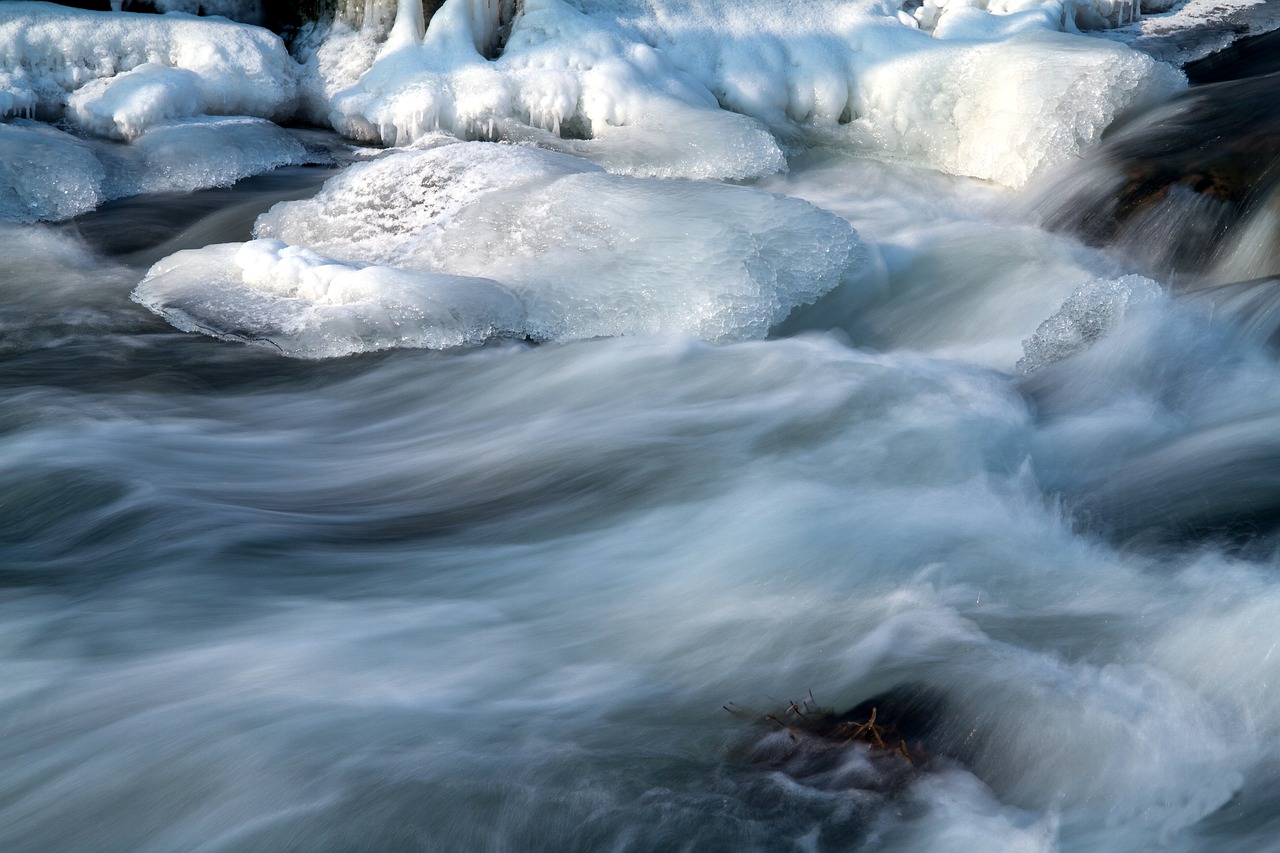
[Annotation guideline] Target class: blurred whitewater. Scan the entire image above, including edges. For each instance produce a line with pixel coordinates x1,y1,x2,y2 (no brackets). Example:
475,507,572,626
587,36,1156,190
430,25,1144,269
4,1,1280,850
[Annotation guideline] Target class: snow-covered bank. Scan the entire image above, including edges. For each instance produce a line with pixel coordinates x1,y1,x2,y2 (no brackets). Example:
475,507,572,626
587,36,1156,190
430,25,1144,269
1,0,1188,219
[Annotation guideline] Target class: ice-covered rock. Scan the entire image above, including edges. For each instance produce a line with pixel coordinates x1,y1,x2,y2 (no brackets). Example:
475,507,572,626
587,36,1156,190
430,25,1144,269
253,141,867,343
310,0,1180,187
130,140,870,353
105,117,309,198
317,0,785,180
133,239,526,358
0,121,105,223
909,0,1142,37
0,1,298,131
0,117,308,223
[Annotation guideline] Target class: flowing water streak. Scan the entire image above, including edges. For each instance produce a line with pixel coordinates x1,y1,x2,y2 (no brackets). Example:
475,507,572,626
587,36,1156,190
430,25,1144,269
5,2,1280,851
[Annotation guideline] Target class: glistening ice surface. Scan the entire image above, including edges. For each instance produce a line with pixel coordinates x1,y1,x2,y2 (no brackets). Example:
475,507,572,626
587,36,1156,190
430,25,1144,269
5,1,1280,851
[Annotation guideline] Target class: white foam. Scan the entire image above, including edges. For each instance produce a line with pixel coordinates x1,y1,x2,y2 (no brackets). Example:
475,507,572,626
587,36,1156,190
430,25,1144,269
256,142,867,343
133,239,525,358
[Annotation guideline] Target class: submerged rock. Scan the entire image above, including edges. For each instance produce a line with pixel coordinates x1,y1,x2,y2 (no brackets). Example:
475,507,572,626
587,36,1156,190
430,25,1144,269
1030,71,1280,284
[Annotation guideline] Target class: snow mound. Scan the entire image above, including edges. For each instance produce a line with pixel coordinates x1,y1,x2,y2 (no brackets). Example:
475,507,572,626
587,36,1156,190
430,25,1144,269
66,63,206,140
254,142,866,343
133,239,525,358
0,1,298,133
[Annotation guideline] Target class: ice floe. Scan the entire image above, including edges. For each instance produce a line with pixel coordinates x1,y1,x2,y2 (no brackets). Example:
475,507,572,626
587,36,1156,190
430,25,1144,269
135,141,868,352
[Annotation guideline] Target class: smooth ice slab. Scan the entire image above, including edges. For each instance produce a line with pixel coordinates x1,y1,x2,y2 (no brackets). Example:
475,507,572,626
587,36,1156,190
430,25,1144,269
133,238,526,358
256,142,868,343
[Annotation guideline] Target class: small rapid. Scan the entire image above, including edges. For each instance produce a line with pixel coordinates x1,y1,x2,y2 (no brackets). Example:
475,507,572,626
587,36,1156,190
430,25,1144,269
4,2,1280,851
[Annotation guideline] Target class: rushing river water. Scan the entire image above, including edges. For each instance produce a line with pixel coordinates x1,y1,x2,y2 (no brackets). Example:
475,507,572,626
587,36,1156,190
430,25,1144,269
4,5,1280,851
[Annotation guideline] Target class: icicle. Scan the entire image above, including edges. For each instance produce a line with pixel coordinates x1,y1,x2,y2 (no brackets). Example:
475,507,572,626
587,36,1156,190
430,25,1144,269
386,0,426,48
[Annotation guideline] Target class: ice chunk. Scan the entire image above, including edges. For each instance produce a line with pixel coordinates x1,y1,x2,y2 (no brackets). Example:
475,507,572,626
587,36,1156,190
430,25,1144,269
0,116,309,223
1017,275,1163,373
257,142,866,342
0,2,298,130
133,239,525,358
67,64,205,140
843,30,1183,188
0,121,105,223
105,117,309,198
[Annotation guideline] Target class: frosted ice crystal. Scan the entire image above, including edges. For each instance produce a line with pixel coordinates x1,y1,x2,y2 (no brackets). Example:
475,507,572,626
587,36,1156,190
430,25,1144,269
1018,275,1163,373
